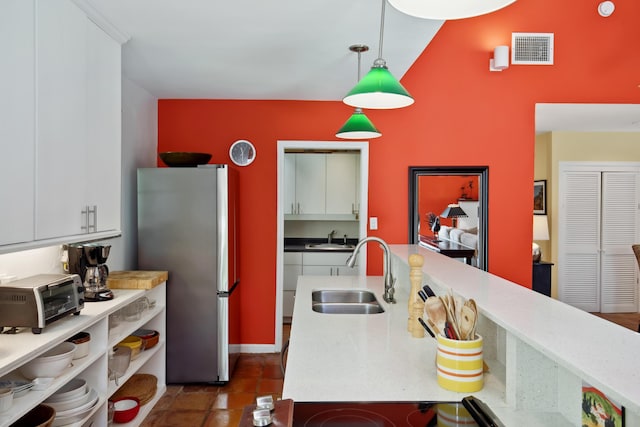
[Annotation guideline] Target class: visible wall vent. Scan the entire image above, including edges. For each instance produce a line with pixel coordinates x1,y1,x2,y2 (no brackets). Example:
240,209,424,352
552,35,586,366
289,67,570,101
511,32,554,65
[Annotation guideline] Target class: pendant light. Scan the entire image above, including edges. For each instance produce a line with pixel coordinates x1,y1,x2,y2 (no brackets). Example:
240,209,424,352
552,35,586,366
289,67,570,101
336,45,382,139
342,0,414,110
388,0,517,20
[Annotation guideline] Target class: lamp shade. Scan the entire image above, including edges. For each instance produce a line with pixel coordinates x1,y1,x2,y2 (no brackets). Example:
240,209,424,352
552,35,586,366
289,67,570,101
533,215,550,240
441,204,468,219
388,0,517,20
343,62,414,109
336,108,382,139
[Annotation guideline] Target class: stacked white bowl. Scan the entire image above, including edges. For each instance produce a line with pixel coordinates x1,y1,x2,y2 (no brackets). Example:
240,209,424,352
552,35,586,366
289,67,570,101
44,378,100,427
19,342,77,380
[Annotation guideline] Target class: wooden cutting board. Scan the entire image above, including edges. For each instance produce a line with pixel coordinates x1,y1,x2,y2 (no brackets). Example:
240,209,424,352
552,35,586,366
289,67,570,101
107,270,168,289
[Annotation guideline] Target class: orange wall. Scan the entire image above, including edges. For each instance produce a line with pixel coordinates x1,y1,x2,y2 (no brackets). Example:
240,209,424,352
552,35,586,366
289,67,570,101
158,0,640,345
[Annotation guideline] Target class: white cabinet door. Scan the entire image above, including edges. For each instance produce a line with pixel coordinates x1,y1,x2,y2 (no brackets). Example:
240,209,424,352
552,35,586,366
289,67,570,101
600,172,639,313
86,20,121,233
35,0,88,240
303,252,358,276
559,168,639,313
295,154,326,214
0,1,35,245
284,153,297,214
326,153,357,215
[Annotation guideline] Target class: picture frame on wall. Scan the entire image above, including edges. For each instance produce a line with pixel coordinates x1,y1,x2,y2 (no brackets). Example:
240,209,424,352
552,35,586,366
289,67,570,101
534,180,546,215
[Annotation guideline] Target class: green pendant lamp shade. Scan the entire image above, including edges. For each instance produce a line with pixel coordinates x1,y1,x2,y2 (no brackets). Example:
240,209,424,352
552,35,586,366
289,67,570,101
336,108,381,139
337,44,382,139
343,58,414,109
342,0,414,110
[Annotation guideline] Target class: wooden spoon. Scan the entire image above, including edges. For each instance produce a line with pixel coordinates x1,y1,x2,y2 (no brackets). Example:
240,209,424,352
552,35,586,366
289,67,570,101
424,296,447,336
459,304,476,340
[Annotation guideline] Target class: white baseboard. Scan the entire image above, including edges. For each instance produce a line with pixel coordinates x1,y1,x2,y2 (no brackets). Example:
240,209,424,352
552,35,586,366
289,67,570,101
231,343,278,354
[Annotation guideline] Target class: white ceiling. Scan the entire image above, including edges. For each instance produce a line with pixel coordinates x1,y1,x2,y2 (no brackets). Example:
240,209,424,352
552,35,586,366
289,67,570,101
536,104,640,134
80,1,638,132
83,0,444,100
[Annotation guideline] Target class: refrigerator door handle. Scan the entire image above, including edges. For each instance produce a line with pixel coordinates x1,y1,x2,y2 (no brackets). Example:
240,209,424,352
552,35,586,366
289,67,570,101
218,280,240,297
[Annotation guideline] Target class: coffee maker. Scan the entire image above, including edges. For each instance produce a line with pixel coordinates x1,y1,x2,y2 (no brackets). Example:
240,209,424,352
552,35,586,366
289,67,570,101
67,243,114,301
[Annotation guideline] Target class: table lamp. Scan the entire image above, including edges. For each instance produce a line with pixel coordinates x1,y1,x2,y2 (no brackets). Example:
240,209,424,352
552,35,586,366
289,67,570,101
532,215,550,262
440,204,467,228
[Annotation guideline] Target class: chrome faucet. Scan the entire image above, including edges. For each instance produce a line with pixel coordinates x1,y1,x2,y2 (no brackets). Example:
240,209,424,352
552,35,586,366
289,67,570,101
328,230,336,244
346,237,397,304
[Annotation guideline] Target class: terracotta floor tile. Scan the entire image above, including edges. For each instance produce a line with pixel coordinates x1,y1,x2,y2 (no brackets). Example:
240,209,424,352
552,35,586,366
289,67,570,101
224,377,259,393
170,392,216,411
157,409,208,427
164,385,183,396
258,378,284,394
204,409,244,427
262,363,283,379
182,384,220,394
212,391,256,409
152,393,177,411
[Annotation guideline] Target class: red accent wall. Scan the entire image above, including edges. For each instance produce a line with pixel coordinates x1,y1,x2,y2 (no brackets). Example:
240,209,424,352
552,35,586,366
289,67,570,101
158,0,640,345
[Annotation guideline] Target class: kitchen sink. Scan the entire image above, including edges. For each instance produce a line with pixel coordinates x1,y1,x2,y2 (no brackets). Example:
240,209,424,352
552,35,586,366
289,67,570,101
312,302,385,314
312,290,384,314
305,243,355,250
312,289,377,303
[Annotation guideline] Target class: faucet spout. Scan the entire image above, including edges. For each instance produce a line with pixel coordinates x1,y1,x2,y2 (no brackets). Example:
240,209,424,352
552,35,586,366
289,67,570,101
346,237,397,304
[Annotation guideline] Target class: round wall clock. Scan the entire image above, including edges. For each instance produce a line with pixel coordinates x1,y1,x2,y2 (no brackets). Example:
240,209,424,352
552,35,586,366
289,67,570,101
229,139,256,166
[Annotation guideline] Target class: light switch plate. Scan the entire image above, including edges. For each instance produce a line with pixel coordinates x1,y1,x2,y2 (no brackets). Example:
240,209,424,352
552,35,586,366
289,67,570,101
369,217,378,230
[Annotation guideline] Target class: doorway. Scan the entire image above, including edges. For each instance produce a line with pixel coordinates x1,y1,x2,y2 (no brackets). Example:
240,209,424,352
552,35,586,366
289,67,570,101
275,141,369,351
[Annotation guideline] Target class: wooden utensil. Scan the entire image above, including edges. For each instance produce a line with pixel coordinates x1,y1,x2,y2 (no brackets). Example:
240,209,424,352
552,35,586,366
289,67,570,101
424,296,447,336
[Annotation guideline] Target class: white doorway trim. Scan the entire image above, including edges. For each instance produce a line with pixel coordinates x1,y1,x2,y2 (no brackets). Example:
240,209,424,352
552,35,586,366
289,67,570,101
274,140,369,352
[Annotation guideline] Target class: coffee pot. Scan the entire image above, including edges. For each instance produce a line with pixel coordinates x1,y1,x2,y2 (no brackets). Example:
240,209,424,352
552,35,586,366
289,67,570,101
67,243,114,302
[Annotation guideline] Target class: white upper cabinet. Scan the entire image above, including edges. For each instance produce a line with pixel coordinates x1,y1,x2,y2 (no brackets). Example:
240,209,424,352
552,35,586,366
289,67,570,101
35,0,89,240
284,152,359,219
326,153,358,215
295,154,326,215
0,0,122,250
0,1,35,246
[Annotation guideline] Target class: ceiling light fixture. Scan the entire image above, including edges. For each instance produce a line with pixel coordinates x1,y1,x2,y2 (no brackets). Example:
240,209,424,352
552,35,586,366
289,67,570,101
337,45,382,139
342,0,414,110
388,0,517,20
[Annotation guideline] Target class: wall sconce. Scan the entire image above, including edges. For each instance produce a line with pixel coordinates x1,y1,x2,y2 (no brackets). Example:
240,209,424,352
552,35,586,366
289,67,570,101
489,45,510,71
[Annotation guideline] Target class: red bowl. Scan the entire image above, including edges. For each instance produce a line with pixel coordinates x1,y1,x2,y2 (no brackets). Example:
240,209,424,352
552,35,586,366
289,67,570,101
111,396,140,423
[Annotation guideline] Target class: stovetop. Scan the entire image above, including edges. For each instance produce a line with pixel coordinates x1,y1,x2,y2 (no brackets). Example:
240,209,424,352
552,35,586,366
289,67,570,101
292,401,479,427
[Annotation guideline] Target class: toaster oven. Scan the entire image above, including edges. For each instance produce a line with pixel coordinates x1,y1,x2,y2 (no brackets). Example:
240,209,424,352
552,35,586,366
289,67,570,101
0,274,84,334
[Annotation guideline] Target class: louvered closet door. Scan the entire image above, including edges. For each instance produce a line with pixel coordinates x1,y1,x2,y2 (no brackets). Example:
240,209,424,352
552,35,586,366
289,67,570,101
600,172,639,313
559,172,601,311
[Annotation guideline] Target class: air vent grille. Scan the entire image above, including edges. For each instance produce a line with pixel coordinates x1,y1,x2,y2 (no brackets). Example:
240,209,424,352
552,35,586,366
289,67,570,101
511,33,554,65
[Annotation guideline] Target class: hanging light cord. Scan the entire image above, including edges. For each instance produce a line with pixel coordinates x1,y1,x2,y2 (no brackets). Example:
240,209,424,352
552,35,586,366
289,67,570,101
378,0,385,60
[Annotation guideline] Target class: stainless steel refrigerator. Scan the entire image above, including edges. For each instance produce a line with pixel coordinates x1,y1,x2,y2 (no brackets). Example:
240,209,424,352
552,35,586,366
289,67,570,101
137,165,240,384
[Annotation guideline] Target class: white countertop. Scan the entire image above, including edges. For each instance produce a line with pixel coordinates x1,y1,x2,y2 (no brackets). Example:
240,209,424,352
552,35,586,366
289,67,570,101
282,274,504,405
283,244,640,425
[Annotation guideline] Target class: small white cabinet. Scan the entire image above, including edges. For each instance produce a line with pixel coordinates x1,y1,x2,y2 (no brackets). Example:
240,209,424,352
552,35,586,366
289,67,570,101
0,0,35,246
0,284,166,427
283,251,359,320
284,152,359,219
283,253,303,318
35,0,121,241
303,252,359,277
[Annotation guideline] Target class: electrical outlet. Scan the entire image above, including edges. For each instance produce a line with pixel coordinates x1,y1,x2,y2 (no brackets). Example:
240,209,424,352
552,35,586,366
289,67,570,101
369,217,378,230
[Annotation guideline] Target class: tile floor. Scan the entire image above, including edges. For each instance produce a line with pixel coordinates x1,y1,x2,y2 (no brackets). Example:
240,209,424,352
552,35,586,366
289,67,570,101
139,325,289,427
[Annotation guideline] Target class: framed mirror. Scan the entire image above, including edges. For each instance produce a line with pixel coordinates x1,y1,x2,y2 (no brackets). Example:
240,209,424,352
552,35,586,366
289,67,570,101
408,166,489,271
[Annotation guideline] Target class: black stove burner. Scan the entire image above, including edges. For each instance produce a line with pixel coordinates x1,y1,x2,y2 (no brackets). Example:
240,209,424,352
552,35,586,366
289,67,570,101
293,401,479,427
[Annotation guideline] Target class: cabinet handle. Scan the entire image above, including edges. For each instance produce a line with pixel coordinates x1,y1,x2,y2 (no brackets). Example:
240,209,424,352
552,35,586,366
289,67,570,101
291,203,294,214
297,203,301,214
81,206,89,233
88,205,97,233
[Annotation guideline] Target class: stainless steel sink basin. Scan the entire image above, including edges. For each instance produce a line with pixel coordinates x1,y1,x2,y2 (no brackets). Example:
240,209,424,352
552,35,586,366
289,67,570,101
312,289,377,303
305,243,356,250
311,290,384,314
312,302,385,314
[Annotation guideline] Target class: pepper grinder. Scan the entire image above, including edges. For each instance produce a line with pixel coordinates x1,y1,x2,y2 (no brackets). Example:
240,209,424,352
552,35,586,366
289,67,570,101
408,253,425,337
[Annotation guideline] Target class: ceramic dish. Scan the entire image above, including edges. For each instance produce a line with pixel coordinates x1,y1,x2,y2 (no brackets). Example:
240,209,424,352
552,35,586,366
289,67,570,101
111,396,140,423
66,332,91,359
46,387,94,412
0,380,34,398
19,342,76,379
53,388,98,418
0,387,13,412
11,404,55,427
51,391,99,427
45,378,87,402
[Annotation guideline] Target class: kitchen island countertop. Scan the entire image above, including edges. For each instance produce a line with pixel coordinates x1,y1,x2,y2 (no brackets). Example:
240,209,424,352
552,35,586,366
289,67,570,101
283,244,640,426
